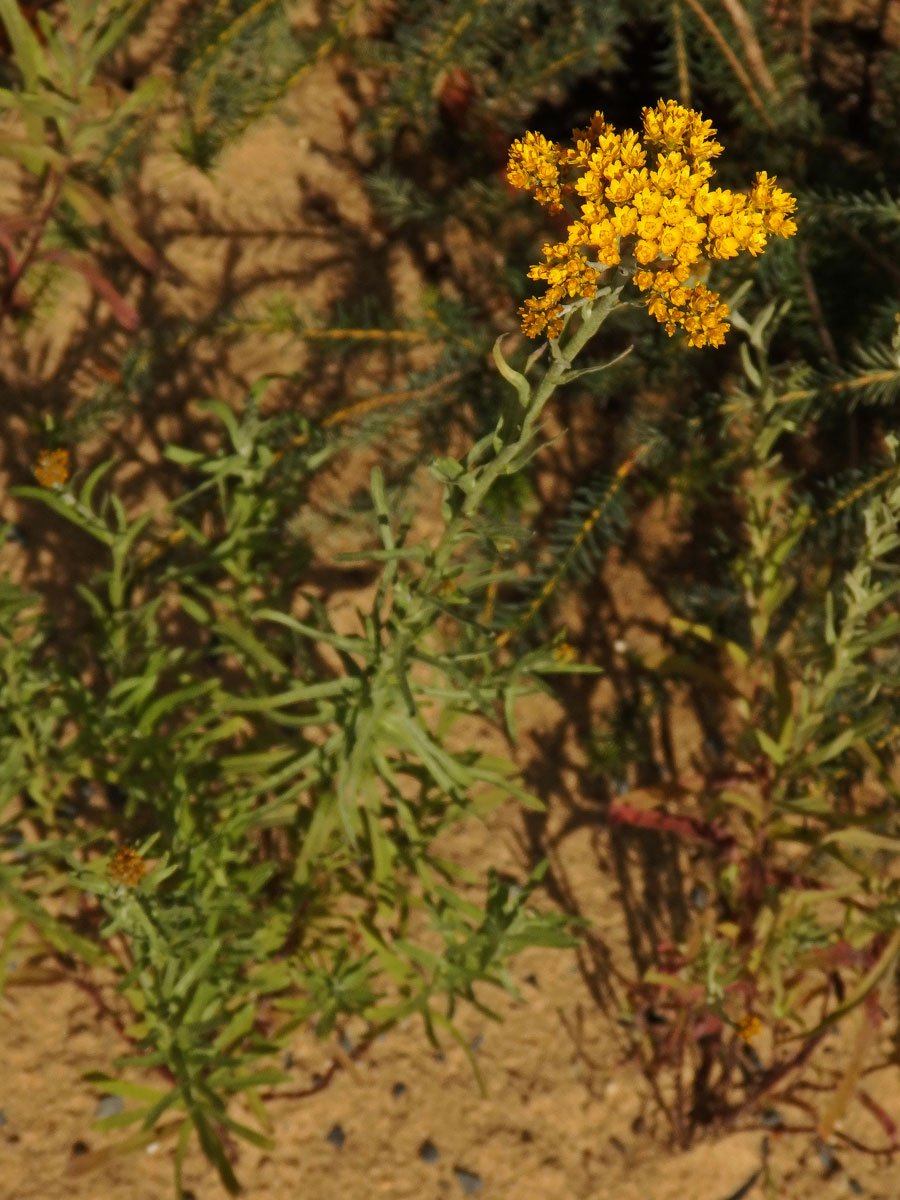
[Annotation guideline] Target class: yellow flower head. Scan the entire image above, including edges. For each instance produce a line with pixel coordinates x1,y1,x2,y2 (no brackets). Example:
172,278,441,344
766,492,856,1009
107,846,146,888
506,100,797,347
642,98,724,163
737,1013,761,1044
506,130,569,212
34,448,70,488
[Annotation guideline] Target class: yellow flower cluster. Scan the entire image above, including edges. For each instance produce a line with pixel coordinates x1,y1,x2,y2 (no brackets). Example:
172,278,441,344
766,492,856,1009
33,447,70,488
737,1012,762,1044
507,100,797,347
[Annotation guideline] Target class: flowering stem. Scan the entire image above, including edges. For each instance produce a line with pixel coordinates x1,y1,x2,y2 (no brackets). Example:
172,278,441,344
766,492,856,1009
402,288,624,641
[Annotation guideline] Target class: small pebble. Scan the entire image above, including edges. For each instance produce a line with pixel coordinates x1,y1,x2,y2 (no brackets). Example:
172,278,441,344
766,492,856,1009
454,1166,482,1195
326,1123,345,1149
71,1140,90,1158
391,1082,407,1098
95,1094,124,1121
816,1140,838,1174
338,1032,353,1054
523,973,539,988
418,1139,439,1163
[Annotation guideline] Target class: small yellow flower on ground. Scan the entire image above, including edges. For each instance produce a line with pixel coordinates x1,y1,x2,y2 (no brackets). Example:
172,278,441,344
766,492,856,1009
107,846,146,888
737,1013,761,1043
33,448,70,488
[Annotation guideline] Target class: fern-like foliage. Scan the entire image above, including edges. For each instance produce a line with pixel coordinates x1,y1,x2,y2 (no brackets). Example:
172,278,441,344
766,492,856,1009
804,187,900,231
493,454,647,647
810,328,900,411
168,0,360,169
355,0,625,148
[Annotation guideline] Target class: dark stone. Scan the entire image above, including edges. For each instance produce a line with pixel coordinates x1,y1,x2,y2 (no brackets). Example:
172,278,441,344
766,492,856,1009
95,1094,124,1120
454,1167,482,1195
326,1123,345,1149
391,1082,407,1098
418,1139,439,1163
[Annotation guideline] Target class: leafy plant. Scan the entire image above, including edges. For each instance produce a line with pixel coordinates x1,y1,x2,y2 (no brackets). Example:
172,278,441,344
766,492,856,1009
2,332,608,1189
604,296,900,1153
0,0,166,327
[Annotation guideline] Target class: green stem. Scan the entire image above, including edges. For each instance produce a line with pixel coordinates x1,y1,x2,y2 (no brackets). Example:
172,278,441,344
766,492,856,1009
391,288,623,656
439,289,621,578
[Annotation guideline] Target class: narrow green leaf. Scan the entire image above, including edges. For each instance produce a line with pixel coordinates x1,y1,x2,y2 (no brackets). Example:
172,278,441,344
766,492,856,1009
820,828,900,854
492,334,531,408
0,85,71,119
80,458,117,512
428,1009,486,1096
0,137,64,174
193,1108,242,1195
211,1003,256,1054
194,399,242,451
754,727,786,766
83,0,147,74
217,1112,276,1151
215,616,288,678
9,485,115,545
0,0,46,91
256,608,368,654
62,177,161,272
135,678,218,736
781,927,900,1043
162,443,206,466
82,1072,171,1105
